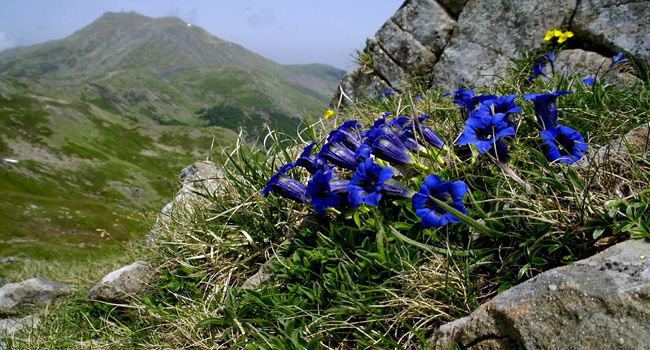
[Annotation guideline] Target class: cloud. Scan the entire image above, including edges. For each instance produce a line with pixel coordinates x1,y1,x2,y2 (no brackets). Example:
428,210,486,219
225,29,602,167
0,32,16,51
246,7,276,26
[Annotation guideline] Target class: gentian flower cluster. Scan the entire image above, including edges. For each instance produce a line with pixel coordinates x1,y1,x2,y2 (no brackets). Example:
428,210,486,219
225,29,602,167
524,92,587,164
262,113,470,229
446,89,588,165
448,91,519,163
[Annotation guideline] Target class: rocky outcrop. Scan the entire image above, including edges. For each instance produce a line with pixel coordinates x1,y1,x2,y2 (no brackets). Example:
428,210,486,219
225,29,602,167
333,0,649,106
88,261,155,303
147,161,227,244
428,239,650,349
0,277,71,313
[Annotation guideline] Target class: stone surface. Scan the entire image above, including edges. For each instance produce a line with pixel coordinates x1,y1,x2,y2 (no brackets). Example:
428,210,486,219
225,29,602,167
333,0,648,105
576,123,649,169
0,315,40,336
148,161,227,244
88,261,155,303
555,49,640,86
332,0,455,106
433,0,577,89
0,277,71,313
572,0,650,70
428,239,650,349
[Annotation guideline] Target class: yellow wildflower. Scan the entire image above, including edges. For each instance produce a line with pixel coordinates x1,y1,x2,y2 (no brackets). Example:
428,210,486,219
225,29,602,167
544,30,554,41
323,109,334,119
557,30,574,43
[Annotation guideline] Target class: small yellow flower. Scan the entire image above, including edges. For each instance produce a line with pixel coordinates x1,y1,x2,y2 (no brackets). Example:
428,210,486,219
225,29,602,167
323,109,334,119
557,30,573,43
544,30,554,41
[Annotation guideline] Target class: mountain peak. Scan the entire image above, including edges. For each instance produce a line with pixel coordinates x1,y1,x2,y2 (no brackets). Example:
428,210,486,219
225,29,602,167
0,12,267,79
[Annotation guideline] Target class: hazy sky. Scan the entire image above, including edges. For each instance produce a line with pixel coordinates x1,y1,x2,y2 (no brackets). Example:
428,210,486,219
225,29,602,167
0,1,404,70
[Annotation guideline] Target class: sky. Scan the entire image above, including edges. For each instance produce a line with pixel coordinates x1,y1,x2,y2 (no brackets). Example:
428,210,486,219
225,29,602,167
0,1,404,71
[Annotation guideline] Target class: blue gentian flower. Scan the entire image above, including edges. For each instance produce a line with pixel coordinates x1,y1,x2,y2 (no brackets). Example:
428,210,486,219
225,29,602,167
405,114,444,149
317,131,359,170
348,157,394,208
412,174,468,229
540,125,588,164
583,77,595,86
361,113,390,138
456,112,515,162
444,89,496,120
443,88,474,109
365,125,416,166
523,91,570,130
294,142,328,174
542,51,555,73
306,169,349,215
609,52,628,68
474,95,521,130
327,120,361,150
261,163,309,203
528,59,547,81
377,90,394,99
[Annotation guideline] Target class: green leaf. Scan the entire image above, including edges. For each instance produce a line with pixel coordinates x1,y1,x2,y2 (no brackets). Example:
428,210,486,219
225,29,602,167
428,196,503,237
195,317,224,329
306,336,324,350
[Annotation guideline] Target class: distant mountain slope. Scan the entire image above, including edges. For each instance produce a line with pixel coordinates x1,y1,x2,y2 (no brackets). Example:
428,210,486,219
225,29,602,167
0,11,345,136
0,12,346,263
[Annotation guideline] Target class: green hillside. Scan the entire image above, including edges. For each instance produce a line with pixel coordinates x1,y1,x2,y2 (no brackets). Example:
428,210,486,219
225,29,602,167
0,12,345,263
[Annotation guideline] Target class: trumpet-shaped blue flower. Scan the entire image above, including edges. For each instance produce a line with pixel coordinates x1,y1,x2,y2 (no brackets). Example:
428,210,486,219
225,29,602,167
294,142,329,174
444,88,496,120
348,157,394,208
404,114,445,149
327,120,361,149
261,163,309,203
317,131,359,170
412,174,468,229
528,59,547,81
523,91,570,130
365,125,416,166
474,95,521,131
306,169,349,215
457,112,515,162
542,51,555,73
609,52,628,68
540,125,588,164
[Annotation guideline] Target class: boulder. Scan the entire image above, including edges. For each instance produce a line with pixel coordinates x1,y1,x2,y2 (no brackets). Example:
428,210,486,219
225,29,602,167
572,0,650,69
428,239,650,349
0,277,71,313
555,49,640,86
148,161,226,244
432,0,577,89
333,0,649,104
332,0,455,106
88,261,155,303
0,315,39,336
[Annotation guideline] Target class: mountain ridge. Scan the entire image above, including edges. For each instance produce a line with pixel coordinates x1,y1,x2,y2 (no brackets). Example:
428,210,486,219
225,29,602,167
0,11,345,263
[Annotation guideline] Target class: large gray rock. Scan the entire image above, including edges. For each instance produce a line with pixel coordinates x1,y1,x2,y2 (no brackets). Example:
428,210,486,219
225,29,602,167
572,0,650,69
0,277,71,313
332,0,455,106
333,0,648,104
88,261,155,303
554,49,640,86
428,239,650,349
148,161,226,244
433,0,577,89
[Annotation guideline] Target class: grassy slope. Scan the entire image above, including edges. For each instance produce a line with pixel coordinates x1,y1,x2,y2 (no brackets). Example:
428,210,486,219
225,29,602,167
0,76,239,265
4,54,648,348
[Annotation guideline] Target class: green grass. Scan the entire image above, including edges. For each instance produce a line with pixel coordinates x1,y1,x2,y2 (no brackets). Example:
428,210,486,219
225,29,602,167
3,51,649,349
